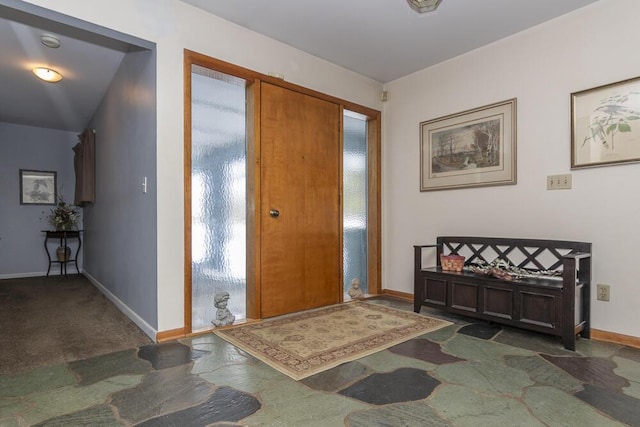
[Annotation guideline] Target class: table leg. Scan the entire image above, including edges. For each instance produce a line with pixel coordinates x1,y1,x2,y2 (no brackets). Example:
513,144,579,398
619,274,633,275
44,235,52,276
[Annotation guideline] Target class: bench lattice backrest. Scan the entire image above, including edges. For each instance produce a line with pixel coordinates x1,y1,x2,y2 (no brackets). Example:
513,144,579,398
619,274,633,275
438,237,591,272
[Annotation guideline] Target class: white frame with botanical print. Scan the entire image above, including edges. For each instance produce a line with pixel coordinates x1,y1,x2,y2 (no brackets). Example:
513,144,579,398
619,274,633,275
571,76,640,169
20,169,57,205
420,98,517,191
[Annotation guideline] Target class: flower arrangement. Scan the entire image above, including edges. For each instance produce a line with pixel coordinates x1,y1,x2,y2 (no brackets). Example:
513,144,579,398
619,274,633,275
47,197,79,231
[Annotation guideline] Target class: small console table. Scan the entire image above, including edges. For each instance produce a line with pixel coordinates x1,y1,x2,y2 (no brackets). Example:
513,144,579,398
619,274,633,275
43,230,82,276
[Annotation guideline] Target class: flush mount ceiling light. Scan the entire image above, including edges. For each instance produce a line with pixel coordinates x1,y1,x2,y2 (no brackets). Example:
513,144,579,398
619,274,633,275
407,0,443,13
32,67,63,83
41,34,61,48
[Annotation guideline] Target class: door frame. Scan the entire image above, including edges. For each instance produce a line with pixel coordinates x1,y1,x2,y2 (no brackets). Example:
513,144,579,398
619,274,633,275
183,50,381,332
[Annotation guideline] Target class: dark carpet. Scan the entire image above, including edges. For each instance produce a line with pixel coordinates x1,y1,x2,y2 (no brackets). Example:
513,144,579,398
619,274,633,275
0,275,153,374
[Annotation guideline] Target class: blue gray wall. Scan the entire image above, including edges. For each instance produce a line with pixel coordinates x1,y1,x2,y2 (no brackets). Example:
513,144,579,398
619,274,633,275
0,122,81,277
84,48,158,329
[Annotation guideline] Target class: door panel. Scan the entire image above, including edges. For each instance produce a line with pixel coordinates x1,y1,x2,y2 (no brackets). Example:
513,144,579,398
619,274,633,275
260,82,341,317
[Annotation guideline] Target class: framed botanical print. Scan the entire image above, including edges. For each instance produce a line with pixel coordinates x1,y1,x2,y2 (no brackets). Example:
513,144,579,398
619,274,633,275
571,76,640,169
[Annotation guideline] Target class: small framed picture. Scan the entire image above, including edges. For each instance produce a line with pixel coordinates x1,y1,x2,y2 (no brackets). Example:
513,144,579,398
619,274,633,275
20,169,57,205
571,76,640,169
420,98,517,191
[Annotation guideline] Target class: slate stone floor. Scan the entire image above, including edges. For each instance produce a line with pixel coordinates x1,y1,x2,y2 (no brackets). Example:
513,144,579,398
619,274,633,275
2,297,639,426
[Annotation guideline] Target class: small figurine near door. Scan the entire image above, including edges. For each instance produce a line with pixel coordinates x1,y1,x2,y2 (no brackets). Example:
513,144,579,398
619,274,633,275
348,278,364,300
212,291,235,327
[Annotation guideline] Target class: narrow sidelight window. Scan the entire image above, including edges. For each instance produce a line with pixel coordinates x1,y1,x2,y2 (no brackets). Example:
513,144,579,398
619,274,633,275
343,110,368,296
191,66,247,330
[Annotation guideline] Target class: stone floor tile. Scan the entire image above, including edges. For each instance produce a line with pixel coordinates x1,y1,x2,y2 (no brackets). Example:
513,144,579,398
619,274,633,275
434,359,534,396
613,356,640,383
616,346,640,363
69,349,151,386
137,342,209,370
418,324,459,343
388,338,465,365
418,307,475,325
241,377,369,427
184,333,255,358
366,298,412,311
181,333,220,346
575,338,623,358
542,354,629,391
0,416,22,427
370,299,468,325
357,349,436,373
110,364,213,425
524,386,623,426
338,367,439,405
0,364,75,398
429,384,543,427
457,322,502,340
504,355,583,393
21,374,143,426
189,339,257,376
622,382,640,400
301,361,372,392
493,327,575,356
197,361,288,394
136,386,261,427
576,384,640,426
345,401,450,427
32,404,123,427
0,397,30,422
442,334,533,362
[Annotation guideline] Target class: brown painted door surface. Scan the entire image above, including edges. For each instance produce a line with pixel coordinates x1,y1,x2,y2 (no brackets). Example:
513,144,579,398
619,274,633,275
260,82,341,318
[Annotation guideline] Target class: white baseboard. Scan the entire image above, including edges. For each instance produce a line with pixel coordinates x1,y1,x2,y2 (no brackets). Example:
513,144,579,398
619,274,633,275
82,271,157,342
0,271,49,279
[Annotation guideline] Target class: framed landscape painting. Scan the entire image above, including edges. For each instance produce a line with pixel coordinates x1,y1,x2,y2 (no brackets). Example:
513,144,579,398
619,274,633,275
20,169,57,205
420,98,517,191
571,76,640,169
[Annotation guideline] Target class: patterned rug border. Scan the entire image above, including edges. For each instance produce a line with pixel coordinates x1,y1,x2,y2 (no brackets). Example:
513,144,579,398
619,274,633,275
214,301,452,380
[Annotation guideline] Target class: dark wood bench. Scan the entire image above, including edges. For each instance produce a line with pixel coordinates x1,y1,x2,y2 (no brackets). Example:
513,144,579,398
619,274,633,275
414,236,592,350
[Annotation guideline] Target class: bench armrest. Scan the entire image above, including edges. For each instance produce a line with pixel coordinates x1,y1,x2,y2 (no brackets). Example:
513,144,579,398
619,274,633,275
562,251,591,260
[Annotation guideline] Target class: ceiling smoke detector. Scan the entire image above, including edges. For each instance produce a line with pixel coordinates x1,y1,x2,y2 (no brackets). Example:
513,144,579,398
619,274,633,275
41,34,61,48
407,0,443,13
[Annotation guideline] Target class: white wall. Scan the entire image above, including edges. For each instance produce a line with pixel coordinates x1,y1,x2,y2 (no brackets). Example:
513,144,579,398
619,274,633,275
22,0,383,331
383,0,639,337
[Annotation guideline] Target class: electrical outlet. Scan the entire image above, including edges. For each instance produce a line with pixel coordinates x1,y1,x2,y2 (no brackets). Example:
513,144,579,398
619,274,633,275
596,284,610,302
547,174,572,190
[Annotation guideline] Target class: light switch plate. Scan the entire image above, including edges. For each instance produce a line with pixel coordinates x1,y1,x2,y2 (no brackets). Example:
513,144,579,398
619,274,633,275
547,174,572,190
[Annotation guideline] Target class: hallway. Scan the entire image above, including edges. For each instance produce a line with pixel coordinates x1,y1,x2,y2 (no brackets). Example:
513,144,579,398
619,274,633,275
0,275,152,375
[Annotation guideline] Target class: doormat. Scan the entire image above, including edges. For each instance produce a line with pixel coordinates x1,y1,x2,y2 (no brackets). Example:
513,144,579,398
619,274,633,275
214,301,451,380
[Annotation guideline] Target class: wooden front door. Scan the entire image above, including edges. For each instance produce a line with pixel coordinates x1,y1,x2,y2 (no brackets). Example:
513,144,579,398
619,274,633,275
260,82,341,318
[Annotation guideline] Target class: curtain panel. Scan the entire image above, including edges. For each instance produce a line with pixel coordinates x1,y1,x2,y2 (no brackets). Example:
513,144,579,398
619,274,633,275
73,129,96,206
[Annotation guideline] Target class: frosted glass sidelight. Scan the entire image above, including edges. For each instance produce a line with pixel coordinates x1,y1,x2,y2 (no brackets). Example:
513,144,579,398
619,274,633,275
191,65,246,331
343,112,368,297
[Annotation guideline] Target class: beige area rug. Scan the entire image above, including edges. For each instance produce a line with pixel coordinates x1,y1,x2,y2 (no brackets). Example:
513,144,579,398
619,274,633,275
214,301,452,380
